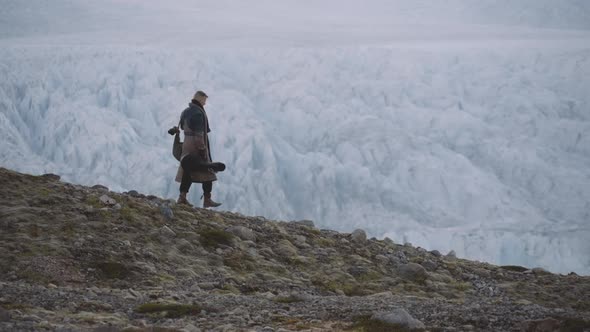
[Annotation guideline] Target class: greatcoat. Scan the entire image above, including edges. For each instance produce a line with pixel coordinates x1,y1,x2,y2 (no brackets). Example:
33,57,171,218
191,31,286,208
174,101,217,183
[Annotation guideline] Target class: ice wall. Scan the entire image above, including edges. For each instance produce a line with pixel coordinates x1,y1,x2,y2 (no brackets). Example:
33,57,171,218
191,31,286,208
1,0,590,274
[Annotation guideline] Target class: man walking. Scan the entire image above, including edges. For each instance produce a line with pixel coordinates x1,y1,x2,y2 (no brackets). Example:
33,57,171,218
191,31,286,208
175,90,222,208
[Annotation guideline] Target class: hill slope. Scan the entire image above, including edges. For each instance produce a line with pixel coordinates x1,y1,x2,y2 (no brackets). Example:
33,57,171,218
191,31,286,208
0,167,589,331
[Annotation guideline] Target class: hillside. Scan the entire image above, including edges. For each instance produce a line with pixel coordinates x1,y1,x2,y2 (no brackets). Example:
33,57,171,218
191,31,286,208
0,167,589,331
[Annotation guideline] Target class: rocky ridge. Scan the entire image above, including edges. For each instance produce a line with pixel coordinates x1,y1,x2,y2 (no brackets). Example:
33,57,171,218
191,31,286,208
0,167,589,331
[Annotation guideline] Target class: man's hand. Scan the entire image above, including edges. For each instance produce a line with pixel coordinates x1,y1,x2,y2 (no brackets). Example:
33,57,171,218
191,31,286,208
167,126,180,135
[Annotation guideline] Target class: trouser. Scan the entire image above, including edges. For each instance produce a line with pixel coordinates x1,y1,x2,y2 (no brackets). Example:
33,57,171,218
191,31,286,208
180,154,213,194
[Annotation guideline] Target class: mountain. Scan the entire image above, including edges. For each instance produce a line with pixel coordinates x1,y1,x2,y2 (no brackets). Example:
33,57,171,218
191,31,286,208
1,167,589,331
0,0,590,275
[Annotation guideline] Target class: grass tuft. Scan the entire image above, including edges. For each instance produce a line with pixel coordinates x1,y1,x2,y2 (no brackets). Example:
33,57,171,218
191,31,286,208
135,303,201,318
198,228,234,248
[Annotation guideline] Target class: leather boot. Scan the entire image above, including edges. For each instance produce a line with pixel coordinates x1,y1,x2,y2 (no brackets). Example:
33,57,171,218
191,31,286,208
177,192,193,206
203,192,221,208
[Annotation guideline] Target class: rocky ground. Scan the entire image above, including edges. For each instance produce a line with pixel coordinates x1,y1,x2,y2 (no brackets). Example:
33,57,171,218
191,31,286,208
0,167,589,332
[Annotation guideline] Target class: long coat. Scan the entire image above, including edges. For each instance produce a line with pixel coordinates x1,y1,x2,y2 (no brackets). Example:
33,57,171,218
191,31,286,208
175,102,217,183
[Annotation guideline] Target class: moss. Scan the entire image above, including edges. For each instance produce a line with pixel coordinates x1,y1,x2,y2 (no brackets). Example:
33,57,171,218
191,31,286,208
60,221,76,238
17,270,54,284
85,195,102,208
315,237,336,247
122,328,181,332
223,252,255,272
348,315,422,332
119,206,137,223
274,295,304,303
135,303,201,318
3,303,30,310
409,256,424,264
198,228,234,248
342,284,372,296
272,316,301,325
500,265,529,272
36,187,52,197
356,270,383,283
560,318,590,332
28,224,40,238
97,209,113,220
452,281,472,291
96,261,131,279
573,300,590,311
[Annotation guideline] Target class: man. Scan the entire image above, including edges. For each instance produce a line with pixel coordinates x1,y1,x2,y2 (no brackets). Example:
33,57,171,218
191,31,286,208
175,90,222,208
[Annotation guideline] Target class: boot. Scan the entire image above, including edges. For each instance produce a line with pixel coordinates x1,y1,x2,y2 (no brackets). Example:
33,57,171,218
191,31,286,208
177,192,193,206
203,192,222,208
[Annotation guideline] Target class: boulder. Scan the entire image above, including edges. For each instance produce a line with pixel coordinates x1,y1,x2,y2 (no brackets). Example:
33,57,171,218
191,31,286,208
398,263,428,283
99,195,116,206
371,308,425,329
291,220,315,228
226,226,256,242
351,229,367,243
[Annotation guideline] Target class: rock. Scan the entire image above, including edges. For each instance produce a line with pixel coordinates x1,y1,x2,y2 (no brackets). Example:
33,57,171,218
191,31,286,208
430,250,442,257
519,318,560,332
127,190,145,198
371,308,425,329
128,288,141,298
160,225,176,238
160,205,174,220
275,239,298,258
473,268,491,278
91,184,109,192
48,283,58,289
375,254,389,265
40,173,60,181
0,306,10,322
383,237,395,245
532,267,551,275
447,250,457,258
398,263,428,283
226,225,256,242
99,195,116,206
351,229,367,243
291,220,315,228
421,260,438,272
181,323,201,332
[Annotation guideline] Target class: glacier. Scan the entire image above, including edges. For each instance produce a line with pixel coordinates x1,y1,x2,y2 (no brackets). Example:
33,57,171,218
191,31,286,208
1,0,589,275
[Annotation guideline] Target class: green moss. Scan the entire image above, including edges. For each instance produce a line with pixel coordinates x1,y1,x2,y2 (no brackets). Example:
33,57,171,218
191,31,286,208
223,252,255,271
119,206,137,223
60,221,76,238
85,195,102,208
560,318,590,332
348,315,422,332
274,295,304,303
135,303,201,318
198,228,234,248
96,261,131,279
315,237,336,247
452,281,472,291
28,224,40,238
122,328,181,332
500,265,529,272
356,270,382,283
409,256,424,264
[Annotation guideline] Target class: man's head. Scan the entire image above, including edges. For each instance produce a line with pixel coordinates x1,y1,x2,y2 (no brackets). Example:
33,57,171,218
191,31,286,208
193,90,208,106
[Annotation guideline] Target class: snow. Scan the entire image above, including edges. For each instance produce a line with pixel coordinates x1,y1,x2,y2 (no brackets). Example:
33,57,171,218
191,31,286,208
1,0,589,274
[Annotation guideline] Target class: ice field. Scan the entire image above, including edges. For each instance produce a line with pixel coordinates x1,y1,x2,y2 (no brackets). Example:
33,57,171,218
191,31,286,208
1,0,590,274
